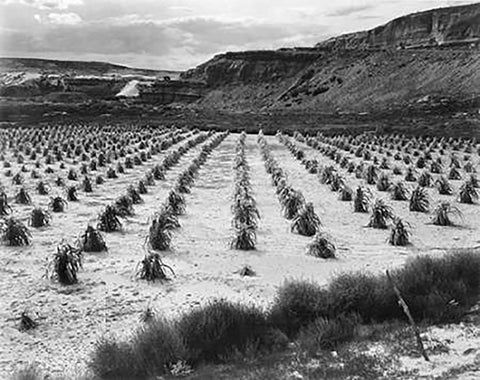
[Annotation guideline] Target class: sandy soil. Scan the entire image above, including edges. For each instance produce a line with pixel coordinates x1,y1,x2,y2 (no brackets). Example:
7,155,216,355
0,132,479,378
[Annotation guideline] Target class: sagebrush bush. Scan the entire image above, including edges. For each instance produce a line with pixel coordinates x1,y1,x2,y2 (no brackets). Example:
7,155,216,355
297,314,359,354
177,300,271,365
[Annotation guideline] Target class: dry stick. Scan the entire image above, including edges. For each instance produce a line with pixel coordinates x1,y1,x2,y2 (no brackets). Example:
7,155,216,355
386,270,430,362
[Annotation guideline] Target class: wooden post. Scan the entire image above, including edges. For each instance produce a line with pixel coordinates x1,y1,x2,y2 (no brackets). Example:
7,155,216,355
386,270,430,362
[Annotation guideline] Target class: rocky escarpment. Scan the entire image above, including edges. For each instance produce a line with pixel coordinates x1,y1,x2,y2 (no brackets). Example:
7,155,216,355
182,3,480,115
182,49,321,86
316,3,480,51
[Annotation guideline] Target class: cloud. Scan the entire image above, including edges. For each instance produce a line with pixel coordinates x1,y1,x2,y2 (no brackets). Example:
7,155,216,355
327,3,374,17
0,0,83,10
46,12,82,24
0,14,327,69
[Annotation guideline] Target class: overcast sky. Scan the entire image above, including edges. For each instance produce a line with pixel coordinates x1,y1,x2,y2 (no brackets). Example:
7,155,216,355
0,0,477,70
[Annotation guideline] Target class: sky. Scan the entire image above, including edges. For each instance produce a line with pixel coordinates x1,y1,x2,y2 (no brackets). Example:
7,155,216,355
0,0,477,71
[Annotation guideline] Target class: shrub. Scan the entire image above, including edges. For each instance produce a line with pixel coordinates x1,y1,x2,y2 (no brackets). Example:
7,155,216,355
297,314,359,354
432,202,462,226
49,196,67,212
353,186,370,213
436,176,453,195
136,252,174,282
459,181,478,204
48,242,82,285
97,205,122,232
90,319,186,379
269,281,329,337
1,217,31,246
389,218,410,246
368,199,394,229
15,187,31,204
307,231,336,259
291,202,321,236
79,225,107,252
177,300,270,364
409,186,429,212
30,208,51,228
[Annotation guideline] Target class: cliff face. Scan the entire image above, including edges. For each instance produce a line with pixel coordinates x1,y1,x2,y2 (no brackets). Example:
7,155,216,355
316,3,480,50
182,3,480,114
181,49,321,86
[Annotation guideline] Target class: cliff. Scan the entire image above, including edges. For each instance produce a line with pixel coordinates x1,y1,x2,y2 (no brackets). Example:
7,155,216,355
315,3,480,50
182,3,480,115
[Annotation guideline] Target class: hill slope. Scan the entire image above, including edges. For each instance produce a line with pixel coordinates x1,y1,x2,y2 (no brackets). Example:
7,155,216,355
182,3,480,115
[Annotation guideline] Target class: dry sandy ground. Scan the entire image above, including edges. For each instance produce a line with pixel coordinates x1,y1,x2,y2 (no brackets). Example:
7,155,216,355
0,133,479,378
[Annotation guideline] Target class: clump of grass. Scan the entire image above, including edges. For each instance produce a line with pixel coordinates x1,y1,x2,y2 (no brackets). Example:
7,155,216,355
448,167,462,180
376,173,390,192
353,186,370,213
0,191,12,216
432,202,462,226
390,181,409,201
82,176,93,193
389,218,410,246
459,181,478,204
127,186,143,204
97,205,122,232
307,231,336,259
114,195,134,217
36,181,49,195
49,196,67,212
338,184,353,201
148,208,179,251
30,208,51,228
1,217,31,246
138,180,148,194
409,186,429,212
231,224,257,250
66,186,78,201
368,199,394,229
79,225,107,252
280,188,305,219
167,189,186,216
418,171,433,187
48,242,83,285
136,252,174,282
19,311,38,331
15,187,31,204
436,176,453,195
291,202,321,236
